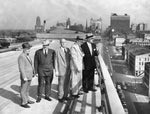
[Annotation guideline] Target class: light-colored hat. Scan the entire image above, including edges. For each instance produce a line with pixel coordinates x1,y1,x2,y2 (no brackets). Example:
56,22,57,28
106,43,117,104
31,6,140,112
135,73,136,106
42,40,50,46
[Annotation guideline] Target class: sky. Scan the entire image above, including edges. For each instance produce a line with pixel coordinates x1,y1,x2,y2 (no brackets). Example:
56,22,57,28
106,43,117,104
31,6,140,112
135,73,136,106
0,0,150,30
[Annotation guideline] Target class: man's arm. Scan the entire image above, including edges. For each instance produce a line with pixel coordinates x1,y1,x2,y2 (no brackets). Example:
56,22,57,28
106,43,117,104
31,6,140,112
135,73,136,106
93,43,99,56
70,46,79,71
34,51,39,75
18,56,27,80
54,50,59,76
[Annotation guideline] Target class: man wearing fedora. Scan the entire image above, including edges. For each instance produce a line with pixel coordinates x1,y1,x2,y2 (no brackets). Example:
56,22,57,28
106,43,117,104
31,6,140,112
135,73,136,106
55,39,71,102
70,36,84,98
18,42,35,108
81,33,99,93
34,40,55,102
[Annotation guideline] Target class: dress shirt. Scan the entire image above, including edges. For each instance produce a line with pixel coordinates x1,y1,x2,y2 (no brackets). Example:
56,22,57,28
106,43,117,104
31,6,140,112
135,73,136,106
87,42,92,55
43,49,48,55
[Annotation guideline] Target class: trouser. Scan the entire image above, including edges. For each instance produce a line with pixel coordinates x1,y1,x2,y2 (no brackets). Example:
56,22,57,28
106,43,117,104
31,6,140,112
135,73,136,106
58,73,71,99
20,79,31,105
71,70,82,95
37,76,53,98
82,69,95,90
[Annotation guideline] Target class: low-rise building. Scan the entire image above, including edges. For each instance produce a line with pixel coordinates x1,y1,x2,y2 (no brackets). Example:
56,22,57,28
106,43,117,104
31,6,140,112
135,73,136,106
114,37,125,47
129,38,150,47
144,62,150,87
144,62,150,98
122,44,142,62
129,48,150,76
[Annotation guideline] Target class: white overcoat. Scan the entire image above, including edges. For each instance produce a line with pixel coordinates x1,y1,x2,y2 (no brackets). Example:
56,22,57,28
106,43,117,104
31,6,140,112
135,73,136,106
70,43,84,95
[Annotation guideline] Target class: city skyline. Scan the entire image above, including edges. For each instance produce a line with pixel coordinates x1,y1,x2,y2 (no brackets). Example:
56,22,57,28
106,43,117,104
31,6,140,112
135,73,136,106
0,0,150,30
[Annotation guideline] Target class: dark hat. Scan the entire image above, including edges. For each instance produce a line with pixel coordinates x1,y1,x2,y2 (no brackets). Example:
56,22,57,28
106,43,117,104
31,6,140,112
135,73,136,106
86,33,95,39
22,42,32,49
76,36,83,41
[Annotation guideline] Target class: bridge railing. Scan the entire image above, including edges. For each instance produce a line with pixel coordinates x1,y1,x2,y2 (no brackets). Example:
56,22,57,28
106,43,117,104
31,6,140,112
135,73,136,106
96,55,126,114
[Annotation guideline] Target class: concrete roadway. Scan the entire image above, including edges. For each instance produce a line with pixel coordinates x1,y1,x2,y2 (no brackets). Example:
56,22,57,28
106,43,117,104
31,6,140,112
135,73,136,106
0,40,102,114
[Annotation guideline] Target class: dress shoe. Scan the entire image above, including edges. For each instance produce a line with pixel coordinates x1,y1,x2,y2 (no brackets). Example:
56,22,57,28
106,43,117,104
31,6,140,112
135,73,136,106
45,97,52,101
21,104,30,108
83,90,89,93
71,95,80,98
89,88,97,92
58,98,65,103
63,97,73,100
36,97,41,103
28,100,34,104
98,106,103,112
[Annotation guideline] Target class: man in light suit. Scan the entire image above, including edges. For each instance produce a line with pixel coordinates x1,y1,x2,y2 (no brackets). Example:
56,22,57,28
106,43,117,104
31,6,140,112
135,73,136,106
81,33,99,93
55,39,71,102
34,40,55,102
70,36,84,98
18,42,35,108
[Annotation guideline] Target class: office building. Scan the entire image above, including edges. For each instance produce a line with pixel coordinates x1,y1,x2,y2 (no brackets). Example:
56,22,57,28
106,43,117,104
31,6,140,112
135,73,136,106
110,13,130,33
35,16,45,33
129,48,150,76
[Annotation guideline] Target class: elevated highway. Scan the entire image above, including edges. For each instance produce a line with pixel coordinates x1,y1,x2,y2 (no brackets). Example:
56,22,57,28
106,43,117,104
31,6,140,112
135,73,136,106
0,28,125,114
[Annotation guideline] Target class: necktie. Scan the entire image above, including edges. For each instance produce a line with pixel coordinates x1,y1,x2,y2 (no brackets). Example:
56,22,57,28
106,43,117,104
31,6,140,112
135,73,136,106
44,49,47,57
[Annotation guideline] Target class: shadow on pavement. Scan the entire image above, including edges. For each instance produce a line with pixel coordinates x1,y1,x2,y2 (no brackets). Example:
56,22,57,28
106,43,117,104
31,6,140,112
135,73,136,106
0,88,20,105
125,83,148,96
134,102,150,114
11,84,59,100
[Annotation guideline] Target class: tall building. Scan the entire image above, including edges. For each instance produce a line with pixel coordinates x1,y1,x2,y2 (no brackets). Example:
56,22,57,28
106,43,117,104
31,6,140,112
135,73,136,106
110,13,130,34
90,18,102,34
35,16,44,33
131,23,137,32
66,18,71,29
136,23,148,31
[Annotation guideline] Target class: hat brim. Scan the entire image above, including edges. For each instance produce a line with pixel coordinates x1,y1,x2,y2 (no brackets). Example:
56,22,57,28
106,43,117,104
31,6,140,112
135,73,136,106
86,35,95,39
76,38,83,41
43,44,49,46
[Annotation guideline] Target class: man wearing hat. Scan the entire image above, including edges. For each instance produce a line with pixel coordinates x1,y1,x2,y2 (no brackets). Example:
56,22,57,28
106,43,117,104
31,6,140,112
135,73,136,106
70,36,84,98
34,40,55,102
18,42,35,108
81,33,99,93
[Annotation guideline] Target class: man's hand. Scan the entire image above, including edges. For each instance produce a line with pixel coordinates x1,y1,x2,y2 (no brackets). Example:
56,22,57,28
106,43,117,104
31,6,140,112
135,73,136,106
55,71,59,77
34,74,38,77
24,78,28,81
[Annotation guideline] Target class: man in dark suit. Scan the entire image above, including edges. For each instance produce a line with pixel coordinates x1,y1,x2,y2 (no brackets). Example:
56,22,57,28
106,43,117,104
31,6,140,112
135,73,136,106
81,33,98,93
34,40,55,102
18,42,35,108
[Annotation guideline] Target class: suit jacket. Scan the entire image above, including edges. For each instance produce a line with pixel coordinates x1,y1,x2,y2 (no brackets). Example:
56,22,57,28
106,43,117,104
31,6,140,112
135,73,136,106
18,53,34,80
81,42,98,70
70,43,84,71
34,48,55,76
55,47,71,76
